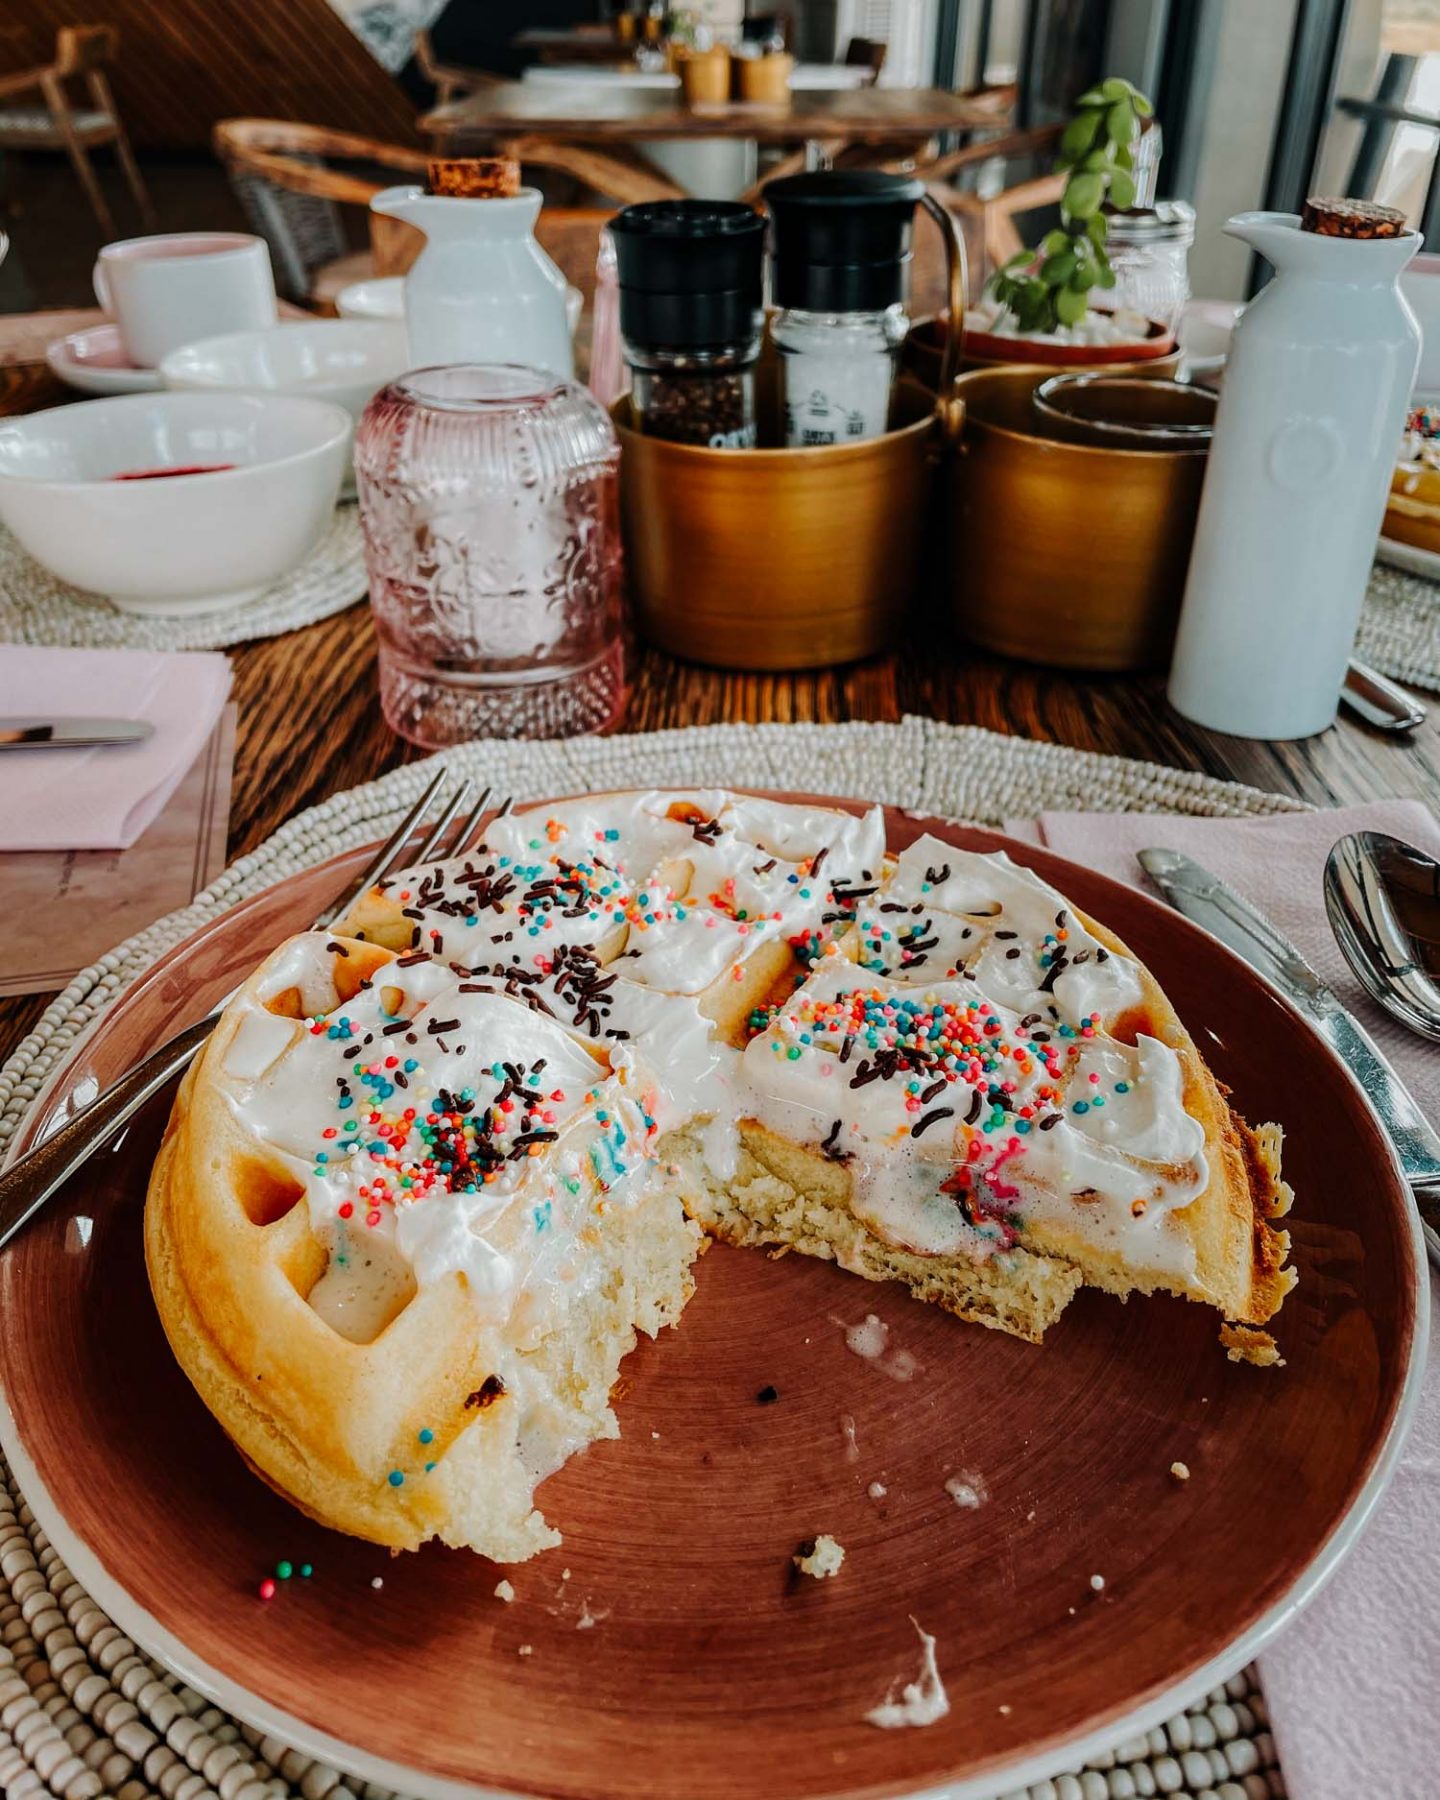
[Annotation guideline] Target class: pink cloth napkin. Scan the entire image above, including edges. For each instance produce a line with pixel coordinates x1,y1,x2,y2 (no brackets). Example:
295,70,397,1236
0,645,232,852
1018,800,1440,1800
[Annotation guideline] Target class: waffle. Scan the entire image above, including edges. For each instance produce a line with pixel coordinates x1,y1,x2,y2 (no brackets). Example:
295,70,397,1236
146,792,1293,1559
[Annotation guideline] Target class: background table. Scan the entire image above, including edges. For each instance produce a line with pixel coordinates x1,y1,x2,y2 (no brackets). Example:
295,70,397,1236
2,348,1438,1060
422,82,999,147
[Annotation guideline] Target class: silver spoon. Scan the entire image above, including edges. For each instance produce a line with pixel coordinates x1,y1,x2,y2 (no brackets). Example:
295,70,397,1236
1325,831,1440,1042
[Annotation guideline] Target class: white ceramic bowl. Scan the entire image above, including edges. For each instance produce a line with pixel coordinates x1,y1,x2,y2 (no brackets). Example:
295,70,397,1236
335,274,585,336
334,277,405,322
0,392,350,616
159,319,408,419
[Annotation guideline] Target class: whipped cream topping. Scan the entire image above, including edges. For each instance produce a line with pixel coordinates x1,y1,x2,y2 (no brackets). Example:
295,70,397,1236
223,938,666,1340
371,790,887,998
741,956,1205,1277
216,795,1213,1336
853,837,1144,1027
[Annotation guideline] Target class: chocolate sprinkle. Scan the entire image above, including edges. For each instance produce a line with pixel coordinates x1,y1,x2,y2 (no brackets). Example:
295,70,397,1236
911,1106,954,1138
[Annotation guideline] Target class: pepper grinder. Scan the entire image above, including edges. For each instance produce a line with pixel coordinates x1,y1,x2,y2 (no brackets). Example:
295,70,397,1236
1167,208,1420,739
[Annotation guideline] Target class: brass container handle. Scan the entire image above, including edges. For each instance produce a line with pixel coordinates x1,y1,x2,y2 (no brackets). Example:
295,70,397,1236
919,188,967,445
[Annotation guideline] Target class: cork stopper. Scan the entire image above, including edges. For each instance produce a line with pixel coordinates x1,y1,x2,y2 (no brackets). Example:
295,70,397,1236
1300,196,1407,239
426,158,521,199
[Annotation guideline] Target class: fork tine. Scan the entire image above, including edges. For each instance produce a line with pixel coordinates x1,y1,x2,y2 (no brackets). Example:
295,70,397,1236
494,793,514,822
414,780,474,866
452,784,493,855
317,767,449,930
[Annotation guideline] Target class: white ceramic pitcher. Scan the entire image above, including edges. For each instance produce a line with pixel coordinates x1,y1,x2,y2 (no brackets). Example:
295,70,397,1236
370,185,574,379
1168,210,1420,739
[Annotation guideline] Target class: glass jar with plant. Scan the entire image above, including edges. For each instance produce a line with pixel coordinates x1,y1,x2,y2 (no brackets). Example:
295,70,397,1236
975,77,1163,349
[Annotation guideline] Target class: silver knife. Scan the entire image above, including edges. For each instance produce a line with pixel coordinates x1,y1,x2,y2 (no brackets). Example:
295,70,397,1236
0,718,153,749
1139,847,1440,1268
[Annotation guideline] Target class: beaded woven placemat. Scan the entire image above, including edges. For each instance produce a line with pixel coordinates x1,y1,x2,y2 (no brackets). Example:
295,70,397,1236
0,718,1300,1800
0,507,365,653
1358,559,1440,693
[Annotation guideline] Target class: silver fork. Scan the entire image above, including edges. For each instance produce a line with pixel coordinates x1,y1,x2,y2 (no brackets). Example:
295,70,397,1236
0,772,508,1252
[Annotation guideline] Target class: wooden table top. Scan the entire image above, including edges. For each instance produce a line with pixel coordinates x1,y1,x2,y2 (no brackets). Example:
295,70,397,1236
422,81,996,144
3,322,1439,1060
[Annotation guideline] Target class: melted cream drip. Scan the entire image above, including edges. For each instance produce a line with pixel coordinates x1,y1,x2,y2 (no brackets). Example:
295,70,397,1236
866,1621,950,1730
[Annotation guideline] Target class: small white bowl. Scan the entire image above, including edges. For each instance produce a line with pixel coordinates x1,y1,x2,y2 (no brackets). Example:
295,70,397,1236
159,319,408,419
335,274,584,335
334,277,405,322
0,392,350,616
159,319,409,491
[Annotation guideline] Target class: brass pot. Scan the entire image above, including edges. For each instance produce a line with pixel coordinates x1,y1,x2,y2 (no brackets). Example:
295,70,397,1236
617,380,940,668
948,366,1207,672
903,314,1182,390
618,192,967,671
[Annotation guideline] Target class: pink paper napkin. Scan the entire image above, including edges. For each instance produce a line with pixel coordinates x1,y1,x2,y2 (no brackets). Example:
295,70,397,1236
1020,800,1440,1800
0,645,232,852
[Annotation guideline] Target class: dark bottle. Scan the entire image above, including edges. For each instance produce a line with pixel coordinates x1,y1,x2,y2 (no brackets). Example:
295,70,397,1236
610,199,766,450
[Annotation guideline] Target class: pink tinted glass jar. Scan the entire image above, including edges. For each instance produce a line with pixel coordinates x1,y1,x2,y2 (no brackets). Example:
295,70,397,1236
355,364,625,746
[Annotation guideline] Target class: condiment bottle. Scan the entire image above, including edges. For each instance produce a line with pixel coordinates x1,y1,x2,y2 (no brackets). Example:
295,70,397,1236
610,200,766,450
765,171,923,449
1168,204,1420,739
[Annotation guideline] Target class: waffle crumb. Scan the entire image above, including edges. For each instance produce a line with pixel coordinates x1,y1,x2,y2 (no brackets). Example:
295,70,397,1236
494,1580,515,1603
518,1643,533,1657
794,1534,846,1579
1220,1322,1284,1367
1170,1460,1191,1482
1089,1573,1105,1591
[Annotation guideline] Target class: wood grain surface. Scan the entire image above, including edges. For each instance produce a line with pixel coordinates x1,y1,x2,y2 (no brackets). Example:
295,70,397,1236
3,355,1440,1061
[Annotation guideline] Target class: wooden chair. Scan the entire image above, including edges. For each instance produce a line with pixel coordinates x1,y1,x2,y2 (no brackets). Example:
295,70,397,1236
916,123,1064,285
0,26,154,237
214,118,672,311
842,37,887,84
213,118,427,306
412,30,499,111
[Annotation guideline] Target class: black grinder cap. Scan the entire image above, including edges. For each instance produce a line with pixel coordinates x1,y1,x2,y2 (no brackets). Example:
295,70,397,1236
765,170,924,312
610,200,766,350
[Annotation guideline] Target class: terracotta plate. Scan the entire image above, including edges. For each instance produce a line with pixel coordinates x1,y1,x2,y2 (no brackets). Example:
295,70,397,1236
0,798,1425,1800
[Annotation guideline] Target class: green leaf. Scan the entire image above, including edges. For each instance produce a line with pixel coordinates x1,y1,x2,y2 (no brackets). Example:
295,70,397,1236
1086,212,1108,246
1107,99,1136,146
1060,111,1100,163
1081,147,1110,172
1109,169,1137,211
1100,76,1132,101
1042,250,1077,287
1063,171,1104,220
1003,249,1035,271
1068,264,1094,293
1096,264,1118,288
1055,285,1089,325
1133,91,1154,117
1074,86,1108,108
1113,142,1133,170
1041,228,1070,256
1013,283,1053,331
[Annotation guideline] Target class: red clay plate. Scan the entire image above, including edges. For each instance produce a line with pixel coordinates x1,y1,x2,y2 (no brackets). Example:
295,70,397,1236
0,796,1424,1800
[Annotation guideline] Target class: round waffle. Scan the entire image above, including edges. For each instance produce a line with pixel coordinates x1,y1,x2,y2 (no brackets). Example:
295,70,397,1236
146,791,1292,1560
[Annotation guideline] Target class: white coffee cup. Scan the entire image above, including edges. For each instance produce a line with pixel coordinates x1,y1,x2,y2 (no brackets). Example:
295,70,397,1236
94,233,277,368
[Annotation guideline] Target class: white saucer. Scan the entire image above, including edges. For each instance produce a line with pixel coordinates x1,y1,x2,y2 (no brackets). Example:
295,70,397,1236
1376,533,1440,583
45,323,164,396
